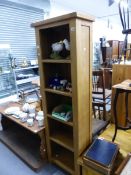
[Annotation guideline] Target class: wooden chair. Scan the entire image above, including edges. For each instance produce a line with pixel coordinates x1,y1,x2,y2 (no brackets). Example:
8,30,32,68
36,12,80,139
92,101,110,138
92,69,111,138
92,69,112,118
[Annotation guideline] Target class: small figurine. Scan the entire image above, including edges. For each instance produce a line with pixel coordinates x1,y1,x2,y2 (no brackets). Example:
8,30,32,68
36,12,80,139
50,39,70,59
50,41,63,59
60,79,68,90
60,39,70,58
49,74,62,90
21,57,28,67
63,39,70,51
49,74,72,92
65,82,72,92
9,53,17,68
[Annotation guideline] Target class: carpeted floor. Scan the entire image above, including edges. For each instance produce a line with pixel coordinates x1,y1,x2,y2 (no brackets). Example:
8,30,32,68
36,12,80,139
0,141,68,175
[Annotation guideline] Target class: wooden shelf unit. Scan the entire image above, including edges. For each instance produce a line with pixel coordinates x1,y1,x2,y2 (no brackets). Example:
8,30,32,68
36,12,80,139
32,12,94,175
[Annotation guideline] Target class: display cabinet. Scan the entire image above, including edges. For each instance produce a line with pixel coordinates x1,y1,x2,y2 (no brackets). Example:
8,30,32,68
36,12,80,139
0,71,16,98
13,66,40,96
0,47,16,98
32,12,94,175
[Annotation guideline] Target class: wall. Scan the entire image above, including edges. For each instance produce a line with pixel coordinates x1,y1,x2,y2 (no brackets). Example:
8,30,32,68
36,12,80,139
93,20,124,42
2,0,51,16
49,0,120,23
6,0,50,10
48,0,130,42
0,0,44,64
4,0,130,41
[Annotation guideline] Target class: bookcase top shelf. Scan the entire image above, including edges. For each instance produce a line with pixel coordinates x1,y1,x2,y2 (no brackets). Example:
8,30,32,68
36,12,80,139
31,12,95,28
42,59,71,64
44,88,72,97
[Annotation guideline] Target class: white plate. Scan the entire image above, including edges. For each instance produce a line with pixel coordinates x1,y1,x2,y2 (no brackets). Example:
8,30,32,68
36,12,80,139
4,107,20,115
12,111,23,118
12,115,20,119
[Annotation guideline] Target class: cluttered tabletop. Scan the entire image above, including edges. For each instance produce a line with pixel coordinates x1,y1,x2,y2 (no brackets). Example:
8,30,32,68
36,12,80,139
0,101,45,134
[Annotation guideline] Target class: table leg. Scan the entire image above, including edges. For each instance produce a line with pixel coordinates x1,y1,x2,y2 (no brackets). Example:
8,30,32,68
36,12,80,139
112,89,119,142
125,92,129,123
38,130,47,160
125,92,131,126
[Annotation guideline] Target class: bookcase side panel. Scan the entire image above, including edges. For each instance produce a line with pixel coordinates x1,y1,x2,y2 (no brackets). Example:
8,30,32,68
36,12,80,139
34,28,52,160
71,19,93,157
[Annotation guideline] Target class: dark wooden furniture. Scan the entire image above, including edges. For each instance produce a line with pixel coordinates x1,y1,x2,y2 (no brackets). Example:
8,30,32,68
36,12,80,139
101,47,112,63
118,41,124,58
101,68,112,90
32,12,94,175
0,101,46,171
108,40,119,60
112,80,131,141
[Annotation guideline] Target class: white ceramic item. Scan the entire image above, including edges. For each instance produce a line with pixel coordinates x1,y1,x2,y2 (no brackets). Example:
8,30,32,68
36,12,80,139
29,113,35,118
27,118,34,127
36,116,44,127
22,103,30,113
4,107,20,115
19,112,28,122
37,111,44,117
28,105,36,114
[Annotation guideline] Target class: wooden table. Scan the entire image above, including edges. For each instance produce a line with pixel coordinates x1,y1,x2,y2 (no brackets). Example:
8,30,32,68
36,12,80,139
111,64,131,126
0,101,46,171
112,80,131,141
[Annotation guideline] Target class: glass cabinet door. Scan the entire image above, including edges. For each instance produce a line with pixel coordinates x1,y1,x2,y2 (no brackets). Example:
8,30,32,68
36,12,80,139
0,45,16,98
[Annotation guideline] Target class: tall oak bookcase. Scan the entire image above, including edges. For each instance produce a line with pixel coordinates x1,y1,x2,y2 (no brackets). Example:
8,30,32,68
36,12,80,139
32,12,94,175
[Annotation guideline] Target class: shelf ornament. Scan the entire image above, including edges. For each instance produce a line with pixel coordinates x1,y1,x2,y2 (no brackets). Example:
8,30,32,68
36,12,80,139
50,39,70,59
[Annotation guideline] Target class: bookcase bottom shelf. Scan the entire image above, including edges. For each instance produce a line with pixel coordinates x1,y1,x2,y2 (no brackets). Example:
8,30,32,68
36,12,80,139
52,158,74,175
51,141,75,174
